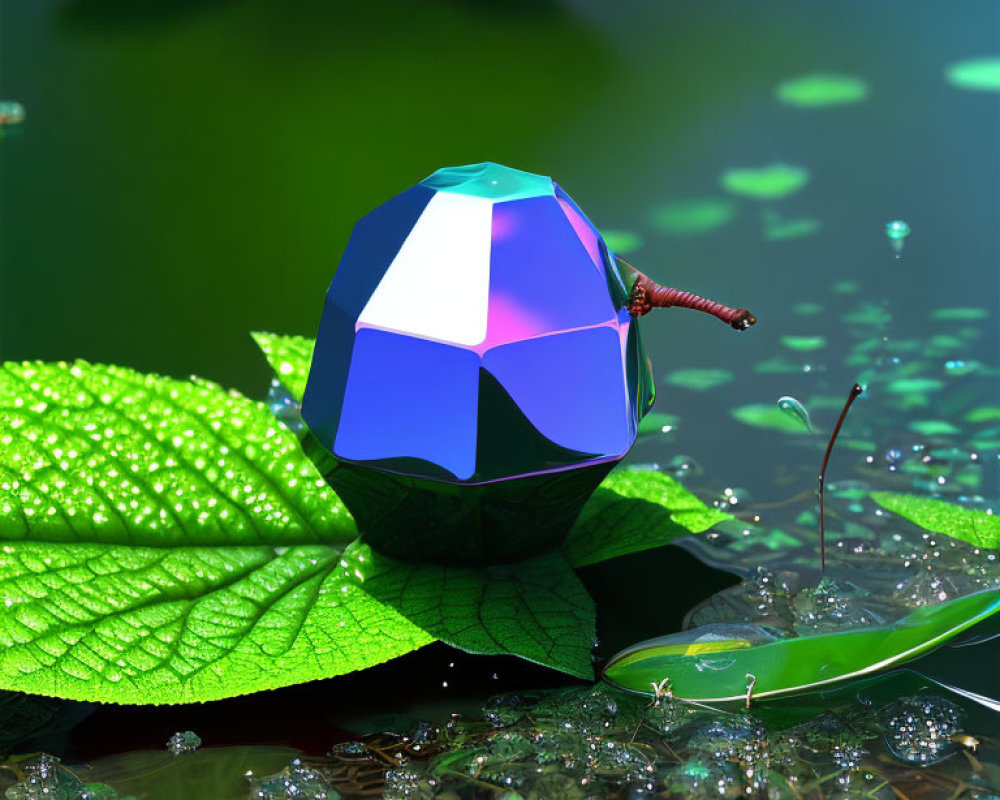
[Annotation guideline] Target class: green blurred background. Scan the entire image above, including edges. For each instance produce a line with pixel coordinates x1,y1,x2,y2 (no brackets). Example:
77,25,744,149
1,0,998,487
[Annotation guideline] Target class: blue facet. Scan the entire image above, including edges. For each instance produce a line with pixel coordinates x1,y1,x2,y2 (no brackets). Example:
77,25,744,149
334,328,480,480
486,195,616,347
483,326,631,458
303,163,652,488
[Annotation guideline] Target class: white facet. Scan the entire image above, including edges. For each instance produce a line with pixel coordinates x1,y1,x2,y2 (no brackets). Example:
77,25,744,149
357,191,492,346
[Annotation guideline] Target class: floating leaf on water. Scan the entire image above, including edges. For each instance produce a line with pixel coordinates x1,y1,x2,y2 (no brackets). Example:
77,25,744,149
775,73,869,107
870,491,1000,548
664,368,734,391
930,307,989,321
720,164,810,200
648,198,737,236
780,335,827,352
777,396,812,433
946,57,1000,91
886,378,944,394
792,302,823,315
762,211,821,241
637,410,680,436
908,419,961,436
602,229,643,254
603,589,1000,700
730,403,810,434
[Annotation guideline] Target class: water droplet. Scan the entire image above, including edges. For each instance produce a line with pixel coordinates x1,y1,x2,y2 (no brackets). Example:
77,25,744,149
777,396,812,433
886,220,911,257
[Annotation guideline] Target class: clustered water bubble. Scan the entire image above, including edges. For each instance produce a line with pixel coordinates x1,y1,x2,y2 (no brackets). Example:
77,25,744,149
791,578,883,633
165,730,201,755
878,695,966,765
1,755,133,800
247,758,337,800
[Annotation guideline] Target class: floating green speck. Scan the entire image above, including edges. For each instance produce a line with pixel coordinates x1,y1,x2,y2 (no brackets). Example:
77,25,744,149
775,73,869,108
909,420,961,436
753,357,809,375
603,229,643,255
965,406,1000,424
730,404,810,434
720,164,810,200
928,334,963,350
792,302,823,315
665,368,734,391
833,280,859,294
886,378,944,395
763,211,821,241
946,57,1000,92
648,198,737,236
841,304,891,326
780,335,827,352
931,307,989,321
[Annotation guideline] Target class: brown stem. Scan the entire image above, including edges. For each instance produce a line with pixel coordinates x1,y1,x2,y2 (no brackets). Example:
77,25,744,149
818,383,864,575
620,260,757,331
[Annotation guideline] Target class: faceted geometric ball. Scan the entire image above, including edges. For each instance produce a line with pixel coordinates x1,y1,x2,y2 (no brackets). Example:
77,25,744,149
302,163,655,563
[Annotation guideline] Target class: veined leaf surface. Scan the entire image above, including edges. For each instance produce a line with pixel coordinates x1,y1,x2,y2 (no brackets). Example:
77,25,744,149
356,545,595,679
562,470,730,568
0,360,435,704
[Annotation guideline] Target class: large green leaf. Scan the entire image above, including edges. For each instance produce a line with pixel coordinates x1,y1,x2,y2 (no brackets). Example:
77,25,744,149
604,589,1000,701
250,331,314,403
870,491,1000,549
355,545,595,679
0,360,433,704
561,470,730,568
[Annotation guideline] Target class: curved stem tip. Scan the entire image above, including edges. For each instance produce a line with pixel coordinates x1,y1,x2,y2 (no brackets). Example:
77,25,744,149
620,259,757,331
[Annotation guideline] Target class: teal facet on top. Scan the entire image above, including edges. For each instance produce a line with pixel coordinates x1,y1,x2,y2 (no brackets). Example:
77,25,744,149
421,162,555,202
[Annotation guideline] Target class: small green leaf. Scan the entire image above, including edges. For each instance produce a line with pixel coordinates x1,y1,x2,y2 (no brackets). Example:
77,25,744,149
870,491,1000,549
561,470,730,568
0,361,438,704
354,544,595,678
251,332,314,404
